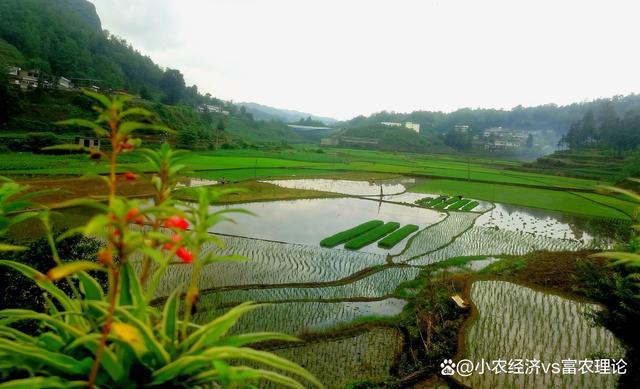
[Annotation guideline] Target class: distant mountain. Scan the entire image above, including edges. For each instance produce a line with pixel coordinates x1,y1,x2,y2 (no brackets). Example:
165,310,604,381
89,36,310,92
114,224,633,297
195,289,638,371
239,102,338,125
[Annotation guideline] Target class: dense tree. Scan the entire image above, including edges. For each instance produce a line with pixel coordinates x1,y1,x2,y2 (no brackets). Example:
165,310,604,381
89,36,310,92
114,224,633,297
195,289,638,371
159,68,186,105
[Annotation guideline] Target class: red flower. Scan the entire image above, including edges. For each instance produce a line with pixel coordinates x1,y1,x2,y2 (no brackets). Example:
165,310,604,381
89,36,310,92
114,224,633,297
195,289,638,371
123,142,134,150
134,216,145,225
98,250,111,265
122,172,138,181
176,246,194,263
163,234,182,250
125,209,139,222
164,215,189,230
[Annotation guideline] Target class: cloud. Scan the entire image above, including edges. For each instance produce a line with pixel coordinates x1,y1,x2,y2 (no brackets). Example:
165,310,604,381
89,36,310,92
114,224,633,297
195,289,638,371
91,0,640,120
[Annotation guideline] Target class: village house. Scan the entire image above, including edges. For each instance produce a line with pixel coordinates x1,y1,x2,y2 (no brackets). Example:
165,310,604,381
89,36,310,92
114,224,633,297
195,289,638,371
75,136,101,150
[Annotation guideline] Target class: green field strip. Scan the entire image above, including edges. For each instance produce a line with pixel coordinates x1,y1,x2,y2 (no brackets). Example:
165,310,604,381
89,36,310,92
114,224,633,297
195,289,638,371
428,197,447,206
461,201,479,211
415,197,434,206
378,224,419,249
432,201,449,209
444,196,460,205
345,222,400,250
447,199,471,210
320,220,384,247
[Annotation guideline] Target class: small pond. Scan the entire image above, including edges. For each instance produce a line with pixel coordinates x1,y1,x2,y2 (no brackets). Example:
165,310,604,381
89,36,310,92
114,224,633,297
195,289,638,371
209,197,445,255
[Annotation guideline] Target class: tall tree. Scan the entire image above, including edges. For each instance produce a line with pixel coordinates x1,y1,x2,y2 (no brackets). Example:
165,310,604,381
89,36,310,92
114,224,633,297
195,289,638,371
159,68,185,105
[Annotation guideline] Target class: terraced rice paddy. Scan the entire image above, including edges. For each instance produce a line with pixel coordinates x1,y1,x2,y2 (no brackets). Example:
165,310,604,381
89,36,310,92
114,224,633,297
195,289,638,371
138,189,625,387
193,298,406,334
393,212,480,262
196,267,419,306
459,281,625,389
477,203,605,243
409,226,592,266
269,327,404,389
147,236,389,299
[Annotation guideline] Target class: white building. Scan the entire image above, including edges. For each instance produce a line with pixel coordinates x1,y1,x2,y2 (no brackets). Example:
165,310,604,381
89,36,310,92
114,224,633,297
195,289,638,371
381,122,402,127
58,77,73,90
405,121,420,132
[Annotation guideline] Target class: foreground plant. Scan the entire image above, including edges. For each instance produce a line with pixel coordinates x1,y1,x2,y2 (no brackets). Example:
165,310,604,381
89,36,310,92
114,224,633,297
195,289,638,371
0,91,322,388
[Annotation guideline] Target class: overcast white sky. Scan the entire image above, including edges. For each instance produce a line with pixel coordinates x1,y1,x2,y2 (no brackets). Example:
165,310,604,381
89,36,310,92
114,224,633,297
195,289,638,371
92,0,640,120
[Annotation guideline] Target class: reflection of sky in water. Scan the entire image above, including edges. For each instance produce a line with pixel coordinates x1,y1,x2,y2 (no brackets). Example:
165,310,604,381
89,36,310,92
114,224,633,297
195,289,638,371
210,197,445,255
261,178,414,196
476,203,596,242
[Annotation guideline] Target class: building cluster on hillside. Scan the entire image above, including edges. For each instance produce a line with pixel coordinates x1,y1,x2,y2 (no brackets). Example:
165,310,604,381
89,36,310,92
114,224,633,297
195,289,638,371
6,66,100,92
197,104,229,115
381,121,421,133
480,126,529,151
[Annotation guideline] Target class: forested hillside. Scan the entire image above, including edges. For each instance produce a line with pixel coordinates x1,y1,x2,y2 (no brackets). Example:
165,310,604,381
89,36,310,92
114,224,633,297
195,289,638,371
343,94,640,137
0,0,303,149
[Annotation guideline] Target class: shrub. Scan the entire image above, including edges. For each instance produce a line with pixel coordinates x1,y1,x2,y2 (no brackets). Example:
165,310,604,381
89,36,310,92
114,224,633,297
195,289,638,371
320,220,384,248
345,222,400,250
0,91,321,388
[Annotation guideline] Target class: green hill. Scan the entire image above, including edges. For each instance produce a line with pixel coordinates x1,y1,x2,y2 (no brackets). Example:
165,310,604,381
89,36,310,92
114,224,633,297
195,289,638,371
331,125,452,154
0,0,303,149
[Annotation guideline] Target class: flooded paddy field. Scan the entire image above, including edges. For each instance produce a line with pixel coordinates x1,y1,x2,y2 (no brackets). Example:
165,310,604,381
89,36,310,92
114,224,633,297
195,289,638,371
143,178,628,387
458,281,625,389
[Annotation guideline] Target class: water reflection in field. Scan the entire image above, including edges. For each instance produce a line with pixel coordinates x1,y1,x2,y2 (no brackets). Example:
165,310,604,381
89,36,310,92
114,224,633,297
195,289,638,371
262,177,415,196
210,197,445,255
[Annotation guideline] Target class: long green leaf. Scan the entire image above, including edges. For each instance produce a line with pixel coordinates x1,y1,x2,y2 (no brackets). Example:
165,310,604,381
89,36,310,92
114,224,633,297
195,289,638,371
119,262,143,307
0,338,92,376
185,302,263,352
200,347,323,388
0,261,77,313
46,261,104,281
0,377,86,389
113,307,170,365
161,289,181,344
0,309,84,339
77,271,104,300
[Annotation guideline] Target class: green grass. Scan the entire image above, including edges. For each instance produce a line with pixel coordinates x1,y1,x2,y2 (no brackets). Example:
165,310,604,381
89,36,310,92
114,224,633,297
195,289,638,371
409,179,633,219
378,224,419,249
344,222,400,250
320,220,384,248
1,147,602,192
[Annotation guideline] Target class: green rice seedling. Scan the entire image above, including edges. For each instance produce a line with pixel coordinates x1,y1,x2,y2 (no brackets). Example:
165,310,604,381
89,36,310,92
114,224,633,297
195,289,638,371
447,199,471,210
432,201,449,209
460,281,625,389
444,196,460,205
345,222,400,250
423,196,447,207
461,201,479,211
378,224,420,248
415,197,434,206
320,220,384,247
